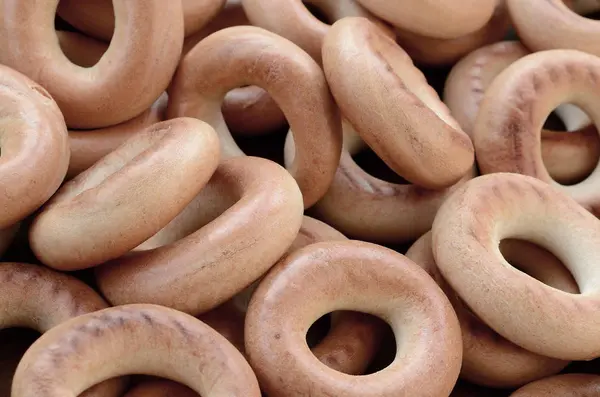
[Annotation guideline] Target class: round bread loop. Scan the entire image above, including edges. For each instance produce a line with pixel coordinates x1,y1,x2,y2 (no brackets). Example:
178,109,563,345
124,380,197,397
0,262,127,397
95,156,304,315
473,49,600,213
0,0,183,129
395,0,511,66
11,304,261,397
167,26,343,208
0,65,69,229
355,0,496,39
68,93,168,179
432,172,600,361
29,118,220,271
445,41,599,185
407,232,573,388
510,374,600,396
323,18,474,189
241,0,391,64
245,240,462,397
57,0,226,40
508,0,600,57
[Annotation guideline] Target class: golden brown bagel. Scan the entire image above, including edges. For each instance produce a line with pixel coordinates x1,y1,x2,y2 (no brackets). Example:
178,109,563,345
168,26,342,208
0,0,183,128
407,232,573,387
473,49,600,212
0,65,69,229
29,118,220,271
242,0,391,64
355,0,496,39
433,173,600,361
95,156,304,315
322,18,474,189
0,262,127,397
245,240,462,397
57,0,226,40
508,0,600,57
445,41,599,185
11,304,261,397
510,374,600,396
395,0,511,66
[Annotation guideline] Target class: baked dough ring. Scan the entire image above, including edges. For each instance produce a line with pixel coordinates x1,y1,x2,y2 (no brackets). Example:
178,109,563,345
168,26,342,208
433,172,600,360
0,0,183,128
57,0,225,39
245,240,462,397
0,65,69,229
0,262,127,397
510,374,600,396
11,304,261,397
508,0,600,57
95,156,304,315
407,232,573,387
445,41,599,185
323,18,474,189
355,0,496,39
30,118,220,271
474,49,600,213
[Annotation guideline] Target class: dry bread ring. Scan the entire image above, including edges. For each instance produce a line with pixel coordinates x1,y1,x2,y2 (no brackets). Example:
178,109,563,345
95,156,304,315
11,304,261,397
433,172,600,361
241,0,391,64
355,0,496,39
407,232,573,387
245,240,462,397
473,49,600,213
0,65,69,229
445,41,599,185
510,374,600,396
29,118,220,271
0,262,127,397
508,0,600,57
57,0,225,40
0,0,183,128
323,18,474,189
168,26,342,208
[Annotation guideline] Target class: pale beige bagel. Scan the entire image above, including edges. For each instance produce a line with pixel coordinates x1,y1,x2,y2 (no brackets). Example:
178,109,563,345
508,0,600,57
473,49,600,213
29,118,220,271
246,240,462,397
0,0,183,128
11,304,261,397
322,18,474,189
510,374,600,396
433,172,600,361
355,0,496,39
95,156,304,315
168,26,343,208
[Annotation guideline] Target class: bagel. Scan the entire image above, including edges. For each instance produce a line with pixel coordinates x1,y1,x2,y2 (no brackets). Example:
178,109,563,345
510,374,600,396
245,240,462,397
168,26,343,208
473,49,600,212
95,156,304,315
0,0,183,128
433,172,600,360
0,65,69,229
11,304,261,397
0,262,127,397
322,18,474,189
445,41,599,185
508,0,600,57
30,118,220,271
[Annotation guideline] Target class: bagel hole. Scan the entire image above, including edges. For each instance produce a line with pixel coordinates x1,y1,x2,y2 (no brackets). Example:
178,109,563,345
306,311,396,376
0,328,40,395
499,239,580,294
352,147,409,184
302,2,332,24
542,104,599,186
